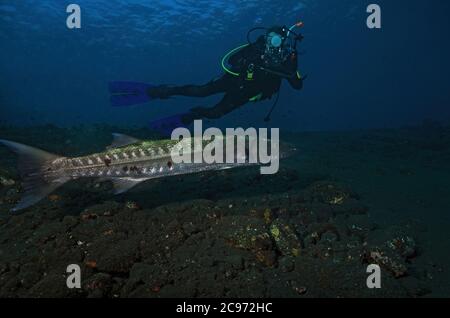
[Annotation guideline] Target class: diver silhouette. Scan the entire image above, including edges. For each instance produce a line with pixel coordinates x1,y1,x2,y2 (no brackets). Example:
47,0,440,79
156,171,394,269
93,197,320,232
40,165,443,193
109,22,306,135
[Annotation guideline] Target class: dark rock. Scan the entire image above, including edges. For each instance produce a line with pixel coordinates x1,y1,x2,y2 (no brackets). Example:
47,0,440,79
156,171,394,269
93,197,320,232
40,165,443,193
84,273,113,298
362,248,408,278
279,256,295,273
401,276,432,297
27,274,79,298
89,238,140,274
224,255,244,270
270,219,302,257
62,216,79,230
320,231,339,244
182,221,200,236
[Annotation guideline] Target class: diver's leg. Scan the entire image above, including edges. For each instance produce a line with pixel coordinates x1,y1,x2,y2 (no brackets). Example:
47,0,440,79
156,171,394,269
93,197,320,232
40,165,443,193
149,75,230,99
149,93,247,136
181,94,247,124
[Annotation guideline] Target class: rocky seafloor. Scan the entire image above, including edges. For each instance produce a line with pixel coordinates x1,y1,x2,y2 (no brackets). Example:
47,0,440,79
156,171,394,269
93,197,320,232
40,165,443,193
0,124,448,298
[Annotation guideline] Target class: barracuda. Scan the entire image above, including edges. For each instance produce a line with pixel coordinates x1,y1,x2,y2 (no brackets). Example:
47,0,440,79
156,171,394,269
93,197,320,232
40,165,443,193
0,133,260,212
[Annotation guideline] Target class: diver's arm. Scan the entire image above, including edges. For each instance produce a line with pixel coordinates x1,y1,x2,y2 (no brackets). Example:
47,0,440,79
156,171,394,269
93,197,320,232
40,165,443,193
228,37,265,71
228,42,261,70
228,46,250,67
285,54,304,90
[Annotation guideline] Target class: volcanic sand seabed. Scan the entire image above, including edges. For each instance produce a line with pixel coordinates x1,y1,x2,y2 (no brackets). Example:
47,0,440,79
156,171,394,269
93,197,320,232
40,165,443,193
0,124,449,298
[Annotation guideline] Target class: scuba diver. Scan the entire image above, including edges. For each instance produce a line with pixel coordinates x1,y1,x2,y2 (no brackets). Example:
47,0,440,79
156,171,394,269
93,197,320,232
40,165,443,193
109,22,306,135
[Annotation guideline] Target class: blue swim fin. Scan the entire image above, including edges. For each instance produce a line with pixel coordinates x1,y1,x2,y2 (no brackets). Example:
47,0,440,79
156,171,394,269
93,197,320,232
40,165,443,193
149,113,190,136
109,81,155,107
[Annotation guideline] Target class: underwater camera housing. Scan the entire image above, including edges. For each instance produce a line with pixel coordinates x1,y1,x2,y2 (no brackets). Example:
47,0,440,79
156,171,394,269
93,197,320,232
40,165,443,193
221,22,304,78
247,22,304,67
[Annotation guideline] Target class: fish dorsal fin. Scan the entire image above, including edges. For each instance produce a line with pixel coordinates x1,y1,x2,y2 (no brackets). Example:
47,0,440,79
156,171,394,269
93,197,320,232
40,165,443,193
109,133,141,149
110,178,149,194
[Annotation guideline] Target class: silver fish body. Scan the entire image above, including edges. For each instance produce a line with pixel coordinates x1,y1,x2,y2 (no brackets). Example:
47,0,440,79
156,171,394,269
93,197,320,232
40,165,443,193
0,134,259,211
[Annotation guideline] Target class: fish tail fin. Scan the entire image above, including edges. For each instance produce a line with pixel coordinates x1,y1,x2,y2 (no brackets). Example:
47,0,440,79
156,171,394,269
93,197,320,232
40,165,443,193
0,139,69,212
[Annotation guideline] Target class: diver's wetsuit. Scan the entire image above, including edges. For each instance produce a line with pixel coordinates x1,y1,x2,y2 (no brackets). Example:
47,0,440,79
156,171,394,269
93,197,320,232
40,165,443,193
149,35,304,124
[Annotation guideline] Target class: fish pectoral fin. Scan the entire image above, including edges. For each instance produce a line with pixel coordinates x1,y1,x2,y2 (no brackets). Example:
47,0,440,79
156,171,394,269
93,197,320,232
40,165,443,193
108,133,142,149
110,178,149,195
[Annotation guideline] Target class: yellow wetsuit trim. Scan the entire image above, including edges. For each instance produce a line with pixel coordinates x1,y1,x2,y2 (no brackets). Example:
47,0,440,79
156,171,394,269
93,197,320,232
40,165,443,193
249,93,263,102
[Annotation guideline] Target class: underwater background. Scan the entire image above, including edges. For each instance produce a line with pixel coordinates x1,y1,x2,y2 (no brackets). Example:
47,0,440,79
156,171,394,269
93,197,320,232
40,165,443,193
0,0,450,298
1,0,450,130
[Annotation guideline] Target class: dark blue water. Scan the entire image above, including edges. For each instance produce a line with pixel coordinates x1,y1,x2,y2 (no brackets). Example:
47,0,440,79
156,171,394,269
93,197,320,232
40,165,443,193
1,0,449,130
